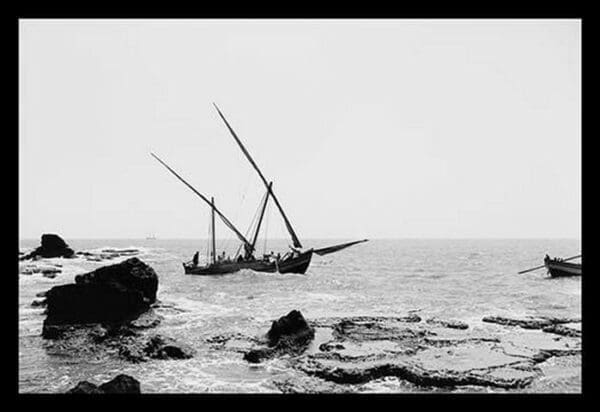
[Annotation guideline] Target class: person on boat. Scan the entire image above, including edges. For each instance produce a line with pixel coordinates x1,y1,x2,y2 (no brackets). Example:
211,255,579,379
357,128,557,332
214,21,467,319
192,251,199,266
544,254,550,262
289,245,302,258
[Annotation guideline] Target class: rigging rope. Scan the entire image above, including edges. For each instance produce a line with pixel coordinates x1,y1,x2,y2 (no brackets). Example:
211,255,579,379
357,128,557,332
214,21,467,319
263,197,271,256
223,170,255,257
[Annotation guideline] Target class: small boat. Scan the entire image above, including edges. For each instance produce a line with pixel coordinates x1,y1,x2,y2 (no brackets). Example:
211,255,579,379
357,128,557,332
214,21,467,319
544,255,582,277
151,104,368,275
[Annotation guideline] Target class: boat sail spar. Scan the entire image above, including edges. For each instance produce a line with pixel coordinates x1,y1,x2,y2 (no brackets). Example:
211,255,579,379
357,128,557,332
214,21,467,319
213,103,302,249
151,105,368,275
212,103,368,262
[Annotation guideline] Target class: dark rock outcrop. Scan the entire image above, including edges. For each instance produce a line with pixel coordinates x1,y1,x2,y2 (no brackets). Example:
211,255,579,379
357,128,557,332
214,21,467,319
66,381,104,394
98,374,141,393
42,257,158,337
20,234,75,260
66,375,140,394
244,310,315,363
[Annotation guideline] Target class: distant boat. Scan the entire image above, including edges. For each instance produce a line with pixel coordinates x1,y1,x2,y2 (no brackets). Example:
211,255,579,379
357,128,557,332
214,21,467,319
146,235,156,240
150,104,368,275
544,255,582,278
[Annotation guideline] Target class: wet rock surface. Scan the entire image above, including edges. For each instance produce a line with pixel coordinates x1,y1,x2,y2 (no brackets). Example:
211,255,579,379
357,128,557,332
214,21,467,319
119,334,195,362
209,311,581,392
482,315,580,330
67,374,141,394
244,310,315,363
39,259,194,365
426,317,469,330
42,257,158,332
42,310,193,364
20,262,63,276
20,234,75,260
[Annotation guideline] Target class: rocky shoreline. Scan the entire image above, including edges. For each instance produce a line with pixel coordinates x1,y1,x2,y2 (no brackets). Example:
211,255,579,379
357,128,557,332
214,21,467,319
207,311,581,393
19,235,581,393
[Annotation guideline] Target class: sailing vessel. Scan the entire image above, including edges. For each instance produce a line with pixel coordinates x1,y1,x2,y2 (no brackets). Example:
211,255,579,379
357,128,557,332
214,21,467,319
151,104,368,275
544,255,582,277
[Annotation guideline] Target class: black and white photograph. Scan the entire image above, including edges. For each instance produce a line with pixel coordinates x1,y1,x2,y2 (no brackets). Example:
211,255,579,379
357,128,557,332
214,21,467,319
18,18,582,394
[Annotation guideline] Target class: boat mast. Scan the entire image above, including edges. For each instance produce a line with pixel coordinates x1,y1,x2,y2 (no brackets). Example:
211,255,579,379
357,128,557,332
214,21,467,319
212,103,303,249
150,152,255,254
250,181,272,252
211,197,216,264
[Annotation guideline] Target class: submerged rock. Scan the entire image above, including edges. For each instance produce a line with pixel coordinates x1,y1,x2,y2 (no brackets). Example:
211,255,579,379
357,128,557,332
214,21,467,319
482,315,580,330
541,324,581,338
20,234,75,260
76,248,141,262
66,374,141,394
244,310,315,363
42,257,158,335
119,334,195,362
426,318,469,330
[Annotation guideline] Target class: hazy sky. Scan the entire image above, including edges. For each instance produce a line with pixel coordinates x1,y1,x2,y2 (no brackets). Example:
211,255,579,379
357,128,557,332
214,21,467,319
19,19,581,240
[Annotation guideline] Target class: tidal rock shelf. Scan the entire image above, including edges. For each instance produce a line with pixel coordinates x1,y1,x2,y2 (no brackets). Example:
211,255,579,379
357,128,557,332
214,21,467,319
209,311,581,392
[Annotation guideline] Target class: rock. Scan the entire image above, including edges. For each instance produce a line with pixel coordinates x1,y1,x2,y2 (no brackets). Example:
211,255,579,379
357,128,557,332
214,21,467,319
20,234,75,260
98,374,141,393
426,318,469,330
66,381,104,394
297,357,536,389
482,315,580,330
42,257,158,334
541,324,581,338
289,315,580,391
244,310,315,363
31,299,46,308
42,268,61,275
144,335,195,360
119,334,195,362
66,375,140,394
267,310,314,346
75,257,157,303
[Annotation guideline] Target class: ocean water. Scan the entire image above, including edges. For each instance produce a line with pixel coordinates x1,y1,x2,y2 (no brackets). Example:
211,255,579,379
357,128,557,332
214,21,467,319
18,238,581,393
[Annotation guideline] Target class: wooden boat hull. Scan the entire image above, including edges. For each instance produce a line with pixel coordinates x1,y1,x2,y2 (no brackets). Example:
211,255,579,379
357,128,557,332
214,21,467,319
184,250,313,275
277,250,313,274
545,260,581,277
184,259,275,275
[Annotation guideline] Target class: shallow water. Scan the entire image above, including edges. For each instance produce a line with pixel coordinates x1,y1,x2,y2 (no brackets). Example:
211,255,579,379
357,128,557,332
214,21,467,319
18,238,581,393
